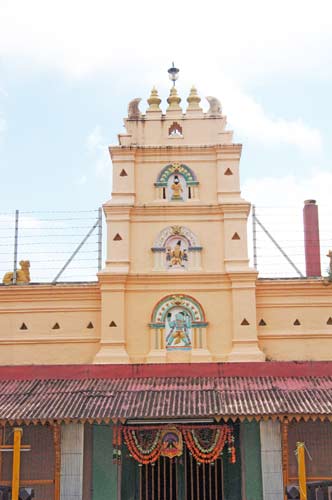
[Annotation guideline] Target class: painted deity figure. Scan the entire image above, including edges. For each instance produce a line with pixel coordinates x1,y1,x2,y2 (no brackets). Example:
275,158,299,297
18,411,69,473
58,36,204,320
166,310,192,347
170,240,184,267
170,175,184,200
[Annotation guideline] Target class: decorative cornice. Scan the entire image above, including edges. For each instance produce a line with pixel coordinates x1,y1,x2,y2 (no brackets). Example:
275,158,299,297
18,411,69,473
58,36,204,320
257,278,332,297
98,272,232,288
131,205,223,217
0,283,100,303
0,336,100,345
259,332,332,341
110,144,242,155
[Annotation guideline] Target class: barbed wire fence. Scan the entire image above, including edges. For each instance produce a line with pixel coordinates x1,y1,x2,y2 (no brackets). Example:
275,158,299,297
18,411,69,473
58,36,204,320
0,209,102,283
249,204,332,278
0,205,331,283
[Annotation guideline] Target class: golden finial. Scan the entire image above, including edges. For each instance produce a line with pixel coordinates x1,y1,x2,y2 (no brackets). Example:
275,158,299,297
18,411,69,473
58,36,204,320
186,85,202,111
147,87,162,112
167,87,182,111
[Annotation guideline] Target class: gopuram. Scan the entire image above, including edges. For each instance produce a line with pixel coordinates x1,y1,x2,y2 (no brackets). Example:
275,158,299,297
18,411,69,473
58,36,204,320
0,66,332,500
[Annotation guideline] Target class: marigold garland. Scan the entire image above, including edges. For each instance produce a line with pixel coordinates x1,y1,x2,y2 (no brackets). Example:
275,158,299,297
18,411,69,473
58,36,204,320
183,426,236,464
121,425,236,465
123,428,162,464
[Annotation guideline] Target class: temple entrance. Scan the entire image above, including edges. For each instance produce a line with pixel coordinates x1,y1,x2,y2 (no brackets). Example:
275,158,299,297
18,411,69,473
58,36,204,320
122,424,236,500
139,456,177,500
184,449,223,500
138,450,224,500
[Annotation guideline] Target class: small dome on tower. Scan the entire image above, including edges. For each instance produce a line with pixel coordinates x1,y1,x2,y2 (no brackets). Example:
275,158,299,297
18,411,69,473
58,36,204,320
147,87,162,112
167,87,182,111
186,86,202,111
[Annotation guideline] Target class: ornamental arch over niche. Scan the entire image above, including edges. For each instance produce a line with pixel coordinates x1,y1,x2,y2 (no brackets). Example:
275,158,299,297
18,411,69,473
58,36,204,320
147,294,210,362
154,163,199,201
151,226,202,271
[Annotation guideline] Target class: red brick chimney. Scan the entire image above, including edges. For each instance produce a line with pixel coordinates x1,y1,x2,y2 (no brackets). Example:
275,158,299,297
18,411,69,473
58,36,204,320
303,200,321,277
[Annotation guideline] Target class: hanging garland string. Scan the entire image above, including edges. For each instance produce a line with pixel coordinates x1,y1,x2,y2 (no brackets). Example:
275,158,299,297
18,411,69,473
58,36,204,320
123,428,163,465
182,426,236,464
121,424,236,465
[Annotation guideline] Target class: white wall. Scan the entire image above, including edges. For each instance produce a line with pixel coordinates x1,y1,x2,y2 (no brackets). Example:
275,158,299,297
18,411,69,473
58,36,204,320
260,421,284,500
61,423,84,500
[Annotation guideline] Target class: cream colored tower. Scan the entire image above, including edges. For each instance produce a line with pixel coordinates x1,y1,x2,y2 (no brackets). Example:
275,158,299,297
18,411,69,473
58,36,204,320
94,84,265,363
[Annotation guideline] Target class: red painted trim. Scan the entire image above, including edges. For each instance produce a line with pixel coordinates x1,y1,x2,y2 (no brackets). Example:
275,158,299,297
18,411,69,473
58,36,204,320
0,361,331,381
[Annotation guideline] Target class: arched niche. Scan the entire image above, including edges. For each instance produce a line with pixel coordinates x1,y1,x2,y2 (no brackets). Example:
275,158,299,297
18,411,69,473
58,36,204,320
151,226,202,271
154,163,199,201
148,295,209,360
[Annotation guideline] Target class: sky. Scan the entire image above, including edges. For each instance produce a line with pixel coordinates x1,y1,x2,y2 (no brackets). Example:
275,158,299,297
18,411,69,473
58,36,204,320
0,0,331,279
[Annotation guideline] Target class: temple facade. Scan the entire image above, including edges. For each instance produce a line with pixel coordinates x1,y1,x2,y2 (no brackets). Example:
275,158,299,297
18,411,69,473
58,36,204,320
1,80,332,500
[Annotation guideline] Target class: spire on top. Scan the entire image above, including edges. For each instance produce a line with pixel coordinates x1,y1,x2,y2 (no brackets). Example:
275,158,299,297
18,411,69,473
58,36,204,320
167,62,180,87
147,87,162,112
186,86,202,111
167,87,182,111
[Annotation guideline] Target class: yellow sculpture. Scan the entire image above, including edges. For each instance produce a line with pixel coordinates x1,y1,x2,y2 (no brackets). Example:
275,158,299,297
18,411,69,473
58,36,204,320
171,175,183,200
3,260,31,285
171,241,184,267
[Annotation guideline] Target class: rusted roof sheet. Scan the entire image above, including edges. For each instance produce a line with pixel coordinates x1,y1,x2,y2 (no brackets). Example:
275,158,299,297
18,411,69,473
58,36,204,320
1,376,332,423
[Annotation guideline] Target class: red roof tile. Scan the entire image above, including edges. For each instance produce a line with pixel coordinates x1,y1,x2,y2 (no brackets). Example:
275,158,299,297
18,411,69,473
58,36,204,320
1,375,332,423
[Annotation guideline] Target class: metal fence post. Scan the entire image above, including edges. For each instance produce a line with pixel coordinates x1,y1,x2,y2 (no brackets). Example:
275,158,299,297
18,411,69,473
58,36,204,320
252,204,258,270
13,210,19,285
98,207,103,272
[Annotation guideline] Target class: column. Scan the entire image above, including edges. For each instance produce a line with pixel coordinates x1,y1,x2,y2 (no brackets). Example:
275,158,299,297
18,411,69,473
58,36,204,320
260,421,284,500
93,424,117,500
60,423,84,500
227,274,265,361
94,275,130,363
242,421,263,500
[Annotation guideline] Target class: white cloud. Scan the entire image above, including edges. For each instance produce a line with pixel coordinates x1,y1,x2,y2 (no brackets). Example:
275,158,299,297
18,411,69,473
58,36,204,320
0,0,331,79
242,170,332,277
0,1,326,153
0,213,43,229
86,125,111,178
181,77,322,153
86,126,104,152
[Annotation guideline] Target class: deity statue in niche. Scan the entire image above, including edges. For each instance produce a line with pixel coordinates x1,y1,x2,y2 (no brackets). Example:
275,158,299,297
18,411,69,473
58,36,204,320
165,308,192,349
165,237,189,269
169,174,185,201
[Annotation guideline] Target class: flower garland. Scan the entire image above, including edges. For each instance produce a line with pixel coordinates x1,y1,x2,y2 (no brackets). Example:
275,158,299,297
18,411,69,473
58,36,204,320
121,425,236,465
183,426,236,464
123,428,162,464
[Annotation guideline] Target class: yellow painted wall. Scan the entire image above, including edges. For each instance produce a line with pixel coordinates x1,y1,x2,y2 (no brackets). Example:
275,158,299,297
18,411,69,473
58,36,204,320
1,89,331,365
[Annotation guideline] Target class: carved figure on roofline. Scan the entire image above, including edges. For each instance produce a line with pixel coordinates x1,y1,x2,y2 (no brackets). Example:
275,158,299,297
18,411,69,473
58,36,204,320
128,98,142,119
206,96,222,116
3,260,30,285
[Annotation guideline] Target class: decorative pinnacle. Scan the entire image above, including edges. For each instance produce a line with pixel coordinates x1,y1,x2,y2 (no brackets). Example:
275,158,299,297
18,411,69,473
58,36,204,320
167,87,182,111
147,87,161,112
186,85,202,111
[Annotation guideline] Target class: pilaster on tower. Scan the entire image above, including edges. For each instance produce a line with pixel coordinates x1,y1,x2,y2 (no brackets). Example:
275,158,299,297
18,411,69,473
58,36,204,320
95,75,264,364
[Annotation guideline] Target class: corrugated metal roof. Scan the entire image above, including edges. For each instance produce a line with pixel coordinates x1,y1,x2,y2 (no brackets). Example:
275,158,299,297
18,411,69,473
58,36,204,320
1,376,332,423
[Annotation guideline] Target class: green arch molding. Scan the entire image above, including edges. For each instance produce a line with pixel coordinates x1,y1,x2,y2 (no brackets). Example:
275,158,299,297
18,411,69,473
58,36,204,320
149,294,208,328
155,163,199,187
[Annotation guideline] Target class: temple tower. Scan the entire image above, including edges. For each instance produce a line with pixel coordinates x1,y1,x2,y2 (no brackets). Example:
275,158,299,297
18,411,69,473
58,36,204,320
94,74,264,363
